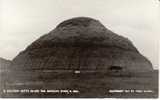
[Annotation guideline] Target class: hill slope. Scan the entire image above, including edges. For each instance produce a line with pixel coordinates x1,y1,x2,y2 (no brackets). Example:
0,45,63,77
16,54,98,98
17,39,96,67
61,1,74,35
0,57,11,71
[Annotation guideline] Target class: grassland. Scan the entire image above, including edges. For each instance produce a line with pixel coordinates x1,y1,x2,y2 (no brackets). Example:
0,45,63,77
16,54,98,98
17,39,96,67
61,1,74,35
0,70,158,98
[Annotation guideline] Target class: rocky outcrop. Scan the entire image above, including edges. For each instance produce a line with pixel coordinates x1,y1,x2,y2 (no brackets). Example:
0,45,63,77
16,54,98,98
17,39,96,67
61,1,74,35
11,17,153,72
0,57,11,71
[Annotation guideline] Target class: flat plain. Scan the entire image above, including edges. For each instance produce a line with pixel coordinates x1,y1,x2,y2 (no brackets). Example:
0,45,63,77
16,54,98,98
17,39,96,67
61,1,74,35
0,70,158,98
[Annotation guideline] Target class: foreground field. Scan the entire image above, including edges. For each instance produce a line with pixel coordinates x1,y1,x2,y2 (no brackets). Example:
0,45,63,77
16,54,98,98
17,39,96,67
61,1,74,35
0,70,158,98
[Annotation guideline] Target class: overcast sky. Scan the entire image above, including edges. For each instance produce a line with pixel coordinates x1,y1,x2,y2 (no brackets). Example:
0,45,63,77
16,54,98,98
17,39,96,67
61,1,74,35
0,0,159,69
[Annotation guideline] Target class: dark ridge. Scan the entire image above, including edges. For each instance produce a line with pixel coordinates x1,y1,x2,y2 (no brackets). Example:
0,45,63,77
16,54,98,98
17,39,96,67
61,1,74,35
56,17,97,28
11,17,153,71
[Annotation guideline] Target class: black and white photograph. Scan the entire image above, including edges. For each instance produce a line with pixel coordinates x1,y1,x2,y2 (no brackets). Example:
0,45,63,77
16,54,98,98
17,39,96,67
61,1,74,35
0,0,159,98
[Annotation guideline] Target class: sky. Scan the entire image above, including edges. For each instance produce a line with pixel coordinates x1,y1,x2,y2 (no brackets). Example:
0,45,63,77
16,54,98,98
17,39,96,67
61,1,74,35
0,0,159,69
